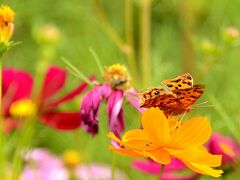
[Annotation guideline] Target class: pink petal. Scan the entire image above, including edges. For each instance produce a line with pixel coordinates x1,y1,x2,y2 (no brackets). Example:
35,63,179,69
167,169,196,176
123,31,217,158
75,163,128,180
208,133,240,165
132,159,199,180
41,111,81,130
125,88,145,113
80,84,111,136
48,76,95,108
107,90,125,137
2,68,33,115
40,66,66,103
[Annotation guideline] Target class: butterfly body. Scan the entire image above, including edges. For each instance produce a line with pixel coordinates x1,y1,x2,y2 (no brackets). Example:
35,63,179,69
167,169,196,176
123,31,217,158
139,73,205,116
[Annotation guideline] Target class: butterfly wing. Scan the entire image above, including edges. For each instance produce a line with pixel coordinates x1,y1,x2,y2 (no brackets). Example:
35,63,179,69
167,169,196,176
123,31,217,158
162,73,193,91
173,84,205,108
139,88,181,110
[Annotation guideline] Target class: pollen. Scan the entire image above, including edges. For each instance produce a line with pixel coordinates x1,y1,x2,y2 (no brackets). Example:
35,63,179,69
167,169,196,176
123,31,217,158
103,64,130,89
9,99,37,119
62,149,81,168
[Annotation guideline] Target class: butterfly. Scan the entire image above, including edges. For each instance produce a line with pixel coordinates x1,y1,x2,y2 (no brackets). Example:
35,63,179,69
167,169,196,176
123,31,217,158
139,73,205,116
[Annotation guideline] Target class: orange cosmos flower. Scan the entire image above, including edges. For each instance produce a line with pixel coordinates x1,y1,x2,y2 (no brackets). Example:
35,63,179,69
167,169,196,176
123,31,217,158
0,5,15,44
108,107,223,177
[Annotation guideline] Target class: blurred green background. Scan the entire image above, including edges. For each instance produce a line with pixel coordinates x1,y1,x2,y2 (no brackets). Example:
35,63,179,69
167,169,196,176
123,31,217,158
3,0,240,179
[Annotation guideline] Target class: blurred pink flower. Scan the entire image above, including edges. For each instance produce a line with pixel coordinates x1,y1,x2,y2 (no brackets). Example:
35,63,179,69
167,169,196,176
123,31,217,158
21,149,128,180
2,66,92,132
208,133,240,165
75,163,127,180
21,149,69,180
132,159,199,180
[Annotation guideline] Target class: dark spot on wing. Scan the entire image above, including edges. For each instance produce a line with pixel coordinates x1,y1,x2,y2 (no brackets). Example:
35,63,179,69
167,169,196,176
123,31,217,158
178,84,182,87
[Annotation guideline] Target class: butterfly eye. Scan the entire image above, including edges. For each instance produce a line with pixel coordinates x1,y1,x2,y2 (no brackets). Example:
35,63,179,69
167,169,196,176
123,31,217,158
154,91,160,95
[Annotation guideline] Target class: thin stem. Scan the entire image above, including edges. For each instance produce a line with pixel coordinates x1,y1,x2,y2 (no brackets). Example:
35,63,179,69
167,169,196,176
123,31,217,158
140,0,152,86
125,0,138,83
209,95,240,140
93,0,127,53
157,164,165,180
0,59,6,179
89,47,104,76
61,57,93,86
111,152,116,180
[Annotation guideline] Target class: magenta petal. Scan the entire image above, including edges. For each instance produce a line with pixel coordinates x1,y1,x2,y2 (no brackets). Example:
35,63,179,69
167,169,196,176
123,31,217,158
80,84,111,136
41,111,81,130
107,90,125,137
40,66,66,102
132,159,199,180
2,68,33,115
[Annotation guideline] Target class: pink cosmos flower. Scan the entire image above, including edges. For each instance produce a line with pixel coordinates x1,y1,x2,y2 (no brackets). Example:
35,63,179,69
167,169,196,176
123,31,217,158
21,148,128,180
2,66,92,132
208,133,240,165
132,159,199,180
80,64,132,137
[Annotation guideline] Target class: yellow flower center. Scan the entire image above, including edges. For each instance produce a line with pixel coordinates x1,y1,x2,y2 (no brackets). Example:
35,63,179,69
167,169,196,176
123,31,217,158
62,150,81,168
103,64,130,89
169,118,182,135
0,5,15,43
9,99,37,119
219,142,235,158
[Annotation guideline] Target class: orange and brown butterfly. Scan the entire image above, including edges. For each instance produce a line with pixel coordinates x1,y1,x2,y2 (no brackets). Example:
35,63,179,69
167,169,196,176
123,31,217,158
139,73,205,116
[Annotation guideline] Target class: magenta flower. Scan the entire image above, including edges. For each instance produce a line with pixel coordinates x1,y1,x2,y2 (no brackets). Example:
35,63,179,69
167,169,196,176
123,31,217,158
132,159,199,180
208,133,240,165
80,64,131,136
2,66,91,131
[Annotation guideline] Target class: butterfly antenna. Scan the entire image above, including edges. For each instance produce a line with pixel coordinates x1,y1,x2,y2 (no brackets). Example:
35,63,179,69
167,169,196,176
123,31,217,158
180,111,187,121
192,101,209,107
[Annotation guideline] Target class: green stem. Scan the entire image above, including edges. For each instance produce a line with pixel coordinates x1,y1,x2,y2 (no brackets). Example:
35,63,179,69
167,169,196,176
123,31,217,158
140,0,152,87
111,153,116,180
209,95,240,140
0,59,6,179
12,118,35,180
125,0,138,84
157,164,165,180
89,47,104,76
62,57,94,86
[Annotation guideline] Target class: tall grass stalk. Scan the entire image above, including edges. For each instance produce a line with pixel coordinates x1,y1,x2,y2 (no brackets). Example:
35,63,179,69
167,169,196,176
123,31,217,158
125,0,138,83
140,0,152,86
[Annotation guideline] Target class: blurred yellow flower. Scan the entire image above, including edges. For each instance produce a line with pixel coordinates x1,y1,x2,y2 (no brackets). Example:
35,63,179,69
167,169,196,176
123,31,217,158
108,107,223,177
62,149,81,168
0,5,15,44
9,99,37,119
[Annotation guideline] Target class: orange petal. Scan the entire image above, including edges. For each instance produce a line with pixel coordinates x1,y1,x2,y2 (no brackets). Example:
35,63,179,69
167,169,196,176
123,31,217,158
167,148,222,167
108,132,122,144
141,108,171,145
122,129,149,142
109,146,143,158
147,148,171,165
169,117,211,148
183,161,223,178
